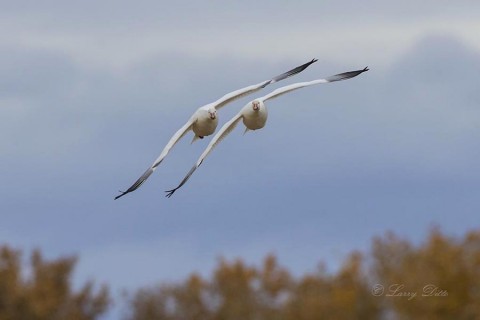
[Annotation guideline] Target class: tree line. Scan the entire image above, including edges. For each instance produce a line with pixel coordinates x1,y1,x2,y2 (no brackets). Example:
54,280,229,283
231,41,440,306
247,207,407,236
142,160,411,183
1,228,480,319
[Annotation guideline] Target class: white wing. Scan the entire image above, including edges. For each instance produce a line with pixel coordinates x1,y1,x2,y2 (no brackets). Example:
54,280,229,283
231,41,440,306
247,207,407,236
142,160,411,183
115,119,194,200
165,113,244,197
213,59,318,110
115,59,318,199
261,67,369,102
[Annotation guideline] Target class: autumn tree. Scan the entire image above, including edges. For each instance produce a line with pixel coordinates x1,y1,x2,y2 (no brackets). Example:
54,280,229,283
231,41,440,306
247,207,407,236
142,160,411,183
126,228,480,320
0,245,109,320
7,228,480,319
285,252,379,320
125,254,379,320
372,228,480,320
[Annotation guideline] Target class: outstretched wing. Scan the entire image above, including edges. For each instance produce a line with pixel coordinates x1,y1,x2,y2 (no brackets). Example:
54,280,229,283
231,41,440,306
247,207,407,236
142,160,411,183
213,59,318,110
165,113,244,197
115,119,194,200
260,67,369,102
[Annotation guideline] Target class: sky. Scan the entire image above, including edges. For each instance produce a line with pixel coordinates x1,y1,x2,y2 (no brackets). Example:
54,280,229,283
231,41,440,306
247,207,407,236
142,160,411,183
1,0,480,318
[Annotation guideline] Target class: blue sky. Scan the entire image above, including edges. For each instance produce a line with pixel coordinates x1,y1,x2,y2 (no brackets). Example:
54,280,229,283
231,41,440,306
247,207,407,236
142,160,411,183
1,1,480,317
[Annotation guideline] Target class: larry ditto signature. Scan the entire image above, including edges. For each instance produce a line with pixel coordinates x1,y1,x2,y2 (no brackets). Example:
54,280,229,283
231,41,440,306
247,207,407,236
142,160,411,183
372,284,448,300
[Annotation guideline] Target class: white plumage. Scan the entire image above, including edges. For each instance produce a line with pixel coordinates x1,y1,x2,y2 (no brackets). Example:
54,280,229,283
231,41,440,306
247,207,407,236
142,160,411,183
165,67,369,197
115,59,317,199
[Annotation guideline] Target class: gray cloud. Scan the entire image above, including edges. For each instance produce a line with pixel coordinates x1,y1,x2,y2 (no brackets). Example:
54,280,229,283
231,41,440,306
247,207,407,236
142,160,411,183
2,1,479,71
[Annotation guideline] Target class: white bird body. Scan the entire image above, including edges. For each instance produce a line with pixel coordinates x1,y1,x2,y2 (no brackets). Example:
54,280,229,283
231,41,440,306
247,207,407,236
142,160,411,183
115,59,318,199
165,67,369,197
242,101,268,130
192,106,219,138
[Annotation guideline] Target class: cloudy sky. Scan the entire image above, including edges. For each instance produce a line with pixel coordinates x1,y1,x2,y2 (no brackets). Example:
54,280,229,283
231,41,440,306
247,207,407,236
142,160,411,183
1,0,480,317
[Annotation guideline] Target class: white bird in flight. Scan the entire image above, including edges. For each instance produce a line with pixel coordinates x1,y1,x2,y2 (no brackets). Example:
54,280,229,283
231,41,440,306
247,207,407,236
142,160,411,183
165,67,369,198
115,59,317,199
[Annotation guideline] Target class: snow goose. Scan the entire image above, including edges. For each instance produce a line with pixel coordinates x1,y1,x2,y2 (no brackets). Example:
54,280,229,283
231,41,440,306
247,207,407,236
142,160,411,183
165,67,369,197
115,59,317,199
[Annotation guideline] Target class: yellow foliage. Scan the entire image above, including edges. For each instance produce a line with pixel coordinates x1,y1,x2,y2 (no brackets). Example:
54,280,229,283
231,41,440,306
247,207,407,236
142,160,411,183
127,229,480,320
0,246,109,320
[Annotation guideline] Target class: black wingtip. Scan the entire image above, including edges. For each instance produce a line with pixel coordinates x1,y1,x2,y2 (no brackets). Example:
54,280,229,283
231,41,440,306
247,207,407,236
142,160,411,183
325,66,369,82
304,58,318,68
165,189,176,198
270,58,318,84
114,191,128,200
